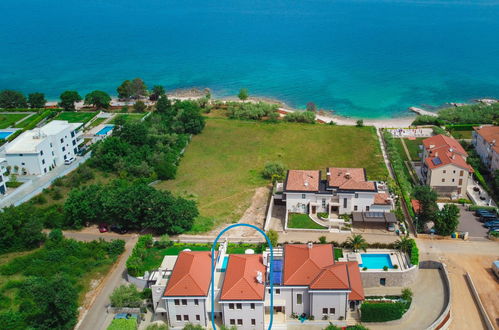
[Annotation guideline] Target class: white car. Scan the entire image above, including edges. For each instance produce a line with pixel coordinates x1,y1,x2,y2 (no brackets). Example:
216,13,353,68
64,157,75,165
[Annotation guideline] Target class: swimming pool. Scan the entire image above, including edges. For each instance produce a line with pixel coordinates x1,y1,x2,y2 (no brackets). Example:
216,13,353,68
220,256,229,272
359,254,394,269
96,125,114,136
0,131,14,139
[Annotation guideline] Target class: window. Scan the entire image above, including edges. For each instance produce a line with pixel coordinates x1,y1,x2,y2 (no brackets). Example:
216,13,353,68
181,299,187,305
183,315,189,321
301,194,306,199
460,170,464,176
276,289,280,295
44,168,47,173
355,193,358,198
329,308,335,314
452,179,455,182
52,151,54,156
230,319,235,325
322,198,326,208
176,315,181,321
50,143,53,148
236,303,242,309
62,146,65,152
443,170,446,174
42,159,45,164
64,155,67,160
194,299,199,305
60,138,63,143
40,150,43,156
343,198,347,208
196,315,200,321
366,206,370,211
229,303,234,310
442,178,445,182
354,205,358,211
71,131,75,138
251,319,256,325
174,299,180,305
453,170,456,174
21,162,25,166
322,308,328,314
296,294,302,304
250,303,255,310
19,154,23,156
72,140,76,146
380,278,386,286
237,319,243,325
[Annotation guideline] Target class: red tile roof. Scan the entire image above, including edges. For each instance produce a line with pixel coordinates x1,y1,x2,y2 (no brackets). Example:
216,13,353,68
473,126,499,154
282,244,364,300
411,199,421,214
374,193,391,205
220,255,266,301
164,251,214,297
284,170,321,192
327,168,375,191
422,134,473,172
423,134,467,156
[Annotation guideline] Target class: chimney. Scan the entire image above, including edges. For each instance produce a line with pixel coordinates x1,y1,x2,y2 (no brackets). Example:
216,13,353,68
304,181,309,187
256,271,263,284
345,172,351,179
435,151,439,157
307,242,313,249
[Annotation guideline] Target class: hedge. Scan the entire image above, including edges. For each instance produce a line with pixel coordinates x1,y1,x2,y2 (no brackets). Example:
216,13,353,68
360,301,410,322
468,205,498,213
409,239,419,266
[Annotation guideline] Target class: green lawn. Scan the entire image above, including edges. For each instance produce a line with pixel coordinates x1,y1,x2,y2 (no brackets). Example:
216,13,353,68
450,129,473,139
87,117,107,129
334,248,343,261
288,213,327,229
55,111,97,123
394,139,417,184
110,113,147,124
157,117,388,230
0,113,29,129
403,138,424,161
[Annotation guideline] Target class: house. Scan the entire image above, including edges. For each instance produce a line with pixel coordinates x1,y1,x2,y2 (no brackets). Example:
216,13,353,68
150,243,364,329
280,168,392,217
3,120,83,176
421,134,473,197
472,125,499,174
0,158,7,194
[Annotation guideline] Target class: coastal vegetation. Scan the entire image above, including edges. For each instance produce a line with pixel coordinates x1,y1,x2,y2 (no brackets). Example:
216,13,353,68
283,111,315,123
0,90,28,108
158,117,387,230
238,88,249,101
27,93,46,109
117,78,148,100
412,103,499,126
59,90,82,111
0,233,125,329
226,101,278,121
84,90,111,109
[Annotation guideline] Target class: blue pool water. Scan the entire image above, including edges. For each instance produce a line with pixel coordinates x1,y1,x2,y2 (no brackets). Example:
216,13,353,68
359,254,394,269
96,125,114,136
1,1,498,118
220,256,229,272
0,131,14,139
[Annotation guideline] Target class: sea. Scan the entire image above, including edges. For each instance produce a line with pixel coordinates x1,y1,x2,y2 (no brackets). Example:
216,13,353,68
1,0,499,118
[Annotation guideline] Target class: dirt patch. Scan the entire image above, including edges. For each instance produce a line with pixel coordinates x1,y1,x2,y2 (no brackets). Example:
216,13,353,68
207,187,271,237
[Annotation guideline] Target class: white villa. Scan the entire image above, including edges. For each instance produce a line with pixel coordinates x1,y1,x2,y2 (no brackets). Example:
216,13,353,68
472,125,499,174
0,158,7,194
3,120,83,176
276,168,393,217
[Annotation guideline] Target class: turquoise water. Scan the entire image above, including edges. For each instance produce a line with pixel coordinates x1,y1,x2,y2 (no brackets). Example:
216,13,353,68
220,256,229,272
0,132,14,139
1,0,499,118
95,125,114,136
360,254,394,269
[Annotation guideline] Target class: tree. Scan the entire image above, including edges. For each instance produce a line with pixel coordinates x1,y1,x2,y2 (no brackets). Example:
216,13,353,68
172,101,205,134
267,229,279,247
117,80,133,100
394,236,412,253
0,204,46,253
110,284,142,308
0,90,27,108
238,88,249,101
156,95,172,115
402,288,413,301
435,203,460,236
133,100,147,113
306,102,317,112
346,234,368,252
150,85,166,101
59,91,82,111
413,185,438,224
262,162,286,182
131,77,147,99
27,92,46,108
84,90,111,109
356,119,364,127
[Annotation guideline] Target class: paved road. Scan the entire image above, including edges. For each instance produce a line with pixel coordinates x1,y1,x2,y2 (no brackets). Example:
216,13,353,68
456,205,489,238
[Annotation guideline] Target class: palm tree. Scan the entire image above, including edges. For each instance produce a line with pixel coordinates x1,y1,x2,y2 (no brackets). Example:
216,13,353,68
346,234,368,252
394,236,412,253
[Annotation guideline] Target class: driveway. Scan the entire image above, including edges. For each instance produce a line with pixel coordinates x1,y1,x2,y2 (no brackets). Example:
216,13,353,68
456,205,489,238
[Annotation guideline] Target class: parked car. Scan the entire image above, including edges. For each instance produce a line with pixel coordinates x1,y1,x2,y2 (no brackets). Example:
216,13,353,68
98,223,108,233
487,226,499,233
484,220,499,228
64,157,75,165
480,215,498,223
493,261,499,279
387,223,396,232
475,209,494,217
110,224,128,234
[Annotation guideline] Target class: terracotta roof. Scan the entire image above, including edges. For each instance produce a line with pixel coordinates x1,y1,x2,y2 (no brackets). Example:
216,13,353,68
220,255,266,301
327,168,375,191
284,170,321,192
164,251,214,297
422,134,467,156
374,193,391,205
344,261,365,300
309,264,350,290
283,244,334,286
411,199,421,214
424,146,473,172
473,126,499,154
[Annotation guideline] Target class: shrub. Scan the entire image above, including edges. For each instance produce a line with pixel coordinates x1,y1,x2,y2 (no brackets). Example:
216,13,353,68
408,239,419,266
363,267,368,271
266,230,279,247
318,236,327,244
284,111,316,123
360,301,410,322
383,265,388,271
141,287,152,300
262,161,286,181
401,288,413,302
226,101,277,120
110,284,142,308
146,324,169,330
356,119,364,127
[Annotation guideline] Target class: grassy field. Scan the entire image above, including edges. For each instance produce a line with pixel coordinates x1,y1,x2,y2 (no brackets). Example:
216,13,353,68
87,117,107,129
287,213,327,229
157,117,388,229
110,113,147,124
403,138,424,161
0,113,29,129
449,129,473,139
55,111,97,123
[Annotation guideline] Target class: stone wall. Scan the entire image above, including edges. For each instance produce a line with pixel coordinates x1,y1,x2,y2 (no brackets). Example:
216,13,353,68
360,265,418,288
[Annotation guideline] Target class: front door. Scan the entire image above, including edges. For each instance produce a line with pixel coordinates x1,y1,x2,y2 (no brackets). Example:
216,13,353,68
350,301,356,311
311,205,316,214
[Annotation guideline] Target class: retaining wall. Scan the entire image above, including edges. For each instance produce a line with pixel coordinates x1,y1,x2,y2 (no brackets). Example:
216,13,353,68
465,272,494,330
420,261,452,330
361,265,418,288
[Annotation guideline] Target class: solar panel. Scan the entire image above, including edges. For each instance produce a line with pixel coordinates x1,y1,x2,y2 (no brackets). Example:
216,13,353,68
272,271,283,285
432,157,442,166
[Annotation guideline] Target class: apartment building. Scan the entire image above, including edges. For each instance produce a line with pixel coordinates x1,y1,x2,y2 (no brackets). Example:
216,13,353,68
421,134,473,197
472,125,499,174
0,158,7,194
4,120,83,176
151,243,364,329
279,168,392,217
